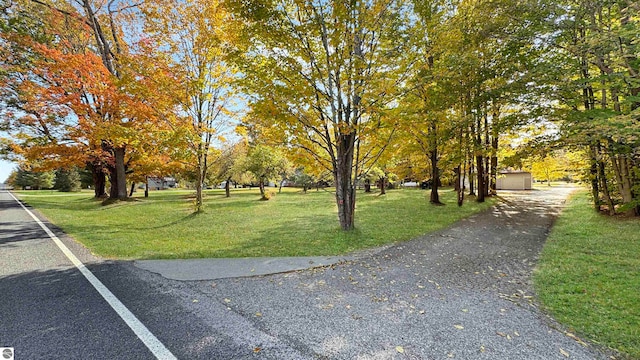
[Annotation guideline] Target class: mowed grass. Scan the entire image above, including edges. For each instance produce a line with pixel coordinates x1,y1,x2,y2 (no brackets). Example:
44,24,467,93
14,187,492,260
534,191,640,359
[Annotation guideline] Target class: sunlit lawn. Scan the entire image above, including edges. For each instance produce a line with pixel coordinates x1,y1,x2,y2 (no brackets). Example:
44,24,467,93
534,191,640,359
15,187,493,260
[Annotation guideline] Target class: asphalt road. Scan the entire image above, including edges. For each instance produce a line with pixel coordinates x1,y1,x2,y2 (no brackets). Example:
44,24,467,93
1,187,611,359
0,191,299,359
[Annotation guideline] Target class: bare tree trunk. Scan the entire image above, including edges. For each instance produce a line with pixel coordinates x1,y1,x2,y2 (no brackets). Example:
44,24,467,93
113,147,127,199
259,177,266,200
89,161,107,198
588,146,601,212
195,180,203,212
335,134,356,231
594,144,615,215
490,136,498,195
612,155,635,215
455,165,464,207
225,177,231,198
144,176,149,198
129,182,135,197
429,149,441,204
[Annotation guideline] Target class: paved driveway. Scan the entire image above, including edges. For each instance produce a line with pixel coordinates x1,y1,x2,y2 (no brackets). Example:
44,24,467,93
2,187,610,359
156,186,607,359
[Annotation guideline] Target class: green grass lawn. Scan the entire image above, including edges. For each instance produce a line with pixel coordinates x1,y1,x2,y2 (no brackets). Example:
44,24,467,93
534,191,640,359
14,187,493,260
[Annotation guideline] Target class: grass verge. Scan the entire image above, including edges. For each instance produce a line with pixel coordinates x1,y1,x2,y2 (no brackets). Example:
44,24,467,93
534,191,640,359
14,187,492,260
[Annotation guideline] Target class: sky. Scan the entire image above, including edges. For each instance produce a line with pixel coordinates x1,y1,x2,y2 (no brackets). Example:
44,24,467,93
0,159,16,183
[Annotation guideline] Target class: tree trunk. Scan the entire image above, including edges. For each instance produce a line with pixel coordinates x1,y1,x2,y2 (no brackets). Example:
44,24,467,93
468,159,475,196
90,162,107,198
429,150,441,204
455,165,464,207
476,155,485,203
259,177,266,199
195,171,203,212
364,178,371,193
483,112,490,198
144,176,149,198
490,136,498,195
475,112,485,203
592,143,614,215
334,133,356,231
129,182,135,197
588,147,600,212
225,177,231,198
113,147,127,200
612,155,635,215
379,176,386,195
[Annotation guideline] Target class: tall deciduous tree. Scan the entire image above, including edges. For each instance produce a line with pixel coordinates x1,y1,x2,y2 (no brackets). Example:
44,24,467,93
1,0,169,200
140,0,240,212
234,0,412,230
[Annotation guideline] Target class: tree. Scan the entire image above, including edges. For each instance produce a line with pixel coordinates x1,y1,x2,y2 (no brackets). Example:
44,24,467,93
54,168,81,192
545,0,640,215
1,0,170,200
291,168,315,193
529,155,562,186
13,166,54,190
209,140,249,197
242,145,289,200
140,0,241,212
234,0,412,230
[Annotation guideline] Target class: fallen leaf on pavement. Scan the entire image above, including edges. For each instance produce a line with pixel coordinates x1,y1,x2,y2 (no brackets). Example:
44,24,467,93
395,346,404,354
560,348,570,357
454,325,464,330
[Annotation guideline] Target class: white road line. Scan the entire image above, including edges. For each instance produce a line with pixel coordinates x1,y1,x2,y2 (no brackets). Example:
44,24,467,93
7,191,177,360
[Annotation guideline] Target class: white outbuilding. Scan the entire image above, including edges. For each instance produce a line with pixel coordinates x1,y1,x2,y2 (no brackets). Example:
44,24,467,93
496,171,533,190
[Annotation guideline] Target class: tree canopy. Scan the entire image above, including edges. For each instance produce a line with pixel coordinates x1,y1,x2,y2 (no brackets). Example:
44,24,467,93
1,0,639,226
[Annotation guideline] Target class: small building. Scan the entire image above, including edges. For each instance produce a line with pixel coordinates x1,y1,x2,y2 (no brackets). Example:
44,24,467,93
148,177,177,190
496,171,532,190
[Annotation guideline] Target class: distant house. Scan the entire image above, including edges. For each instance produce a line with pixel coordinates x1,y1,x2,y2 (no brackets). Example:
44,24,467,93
148,177,177,190
496,171,532,190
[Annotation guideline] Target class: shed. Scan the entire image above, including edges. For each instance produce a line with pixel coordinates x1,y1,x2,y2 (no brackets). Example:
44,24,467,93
496,171,532,190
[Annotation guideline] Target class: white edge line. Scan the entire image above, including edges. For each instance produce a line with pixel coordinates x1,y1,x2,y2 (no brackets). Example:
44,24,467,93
7,191,177,360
